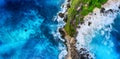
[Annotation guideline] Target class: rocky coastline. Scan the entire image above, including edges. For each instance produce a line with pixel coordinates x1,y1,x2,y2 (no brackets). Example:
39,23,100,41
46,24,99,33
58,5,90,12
58,0,80,59
58,0,97,59
58,0,94,59
58,0,120,59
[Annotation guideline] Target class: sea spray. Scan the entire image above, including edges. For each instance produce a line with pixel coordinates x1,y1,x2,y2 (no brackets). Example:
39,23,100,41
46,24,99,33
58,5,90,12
55,0,69,59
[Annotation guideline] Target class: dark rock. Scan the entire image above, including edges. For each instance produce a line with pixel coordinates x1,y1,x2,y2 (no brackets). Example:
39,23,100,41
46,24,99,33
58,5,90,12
80,48,87,51
86,54,89,56
63,15,68,22
94,13,96,15
80,21,84,24
77,26,81,28
100,8,105,13
88,22,91,26
67,3,71,8
108,9,113,13
59,28,65,39
67,0,71,2
119,5,120,9
79,48,93,59
59,13,64,18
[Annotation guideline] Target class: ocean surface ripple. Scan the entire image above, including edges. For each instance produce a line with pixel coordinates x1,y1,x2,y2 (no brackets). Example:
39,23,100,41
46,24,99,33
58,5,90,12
0,0,65,59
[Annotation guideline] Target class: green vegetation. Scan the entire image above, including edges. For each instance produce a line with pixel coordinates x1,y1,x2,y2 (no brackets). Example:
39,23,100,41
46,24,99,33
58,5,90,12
64,0,108,37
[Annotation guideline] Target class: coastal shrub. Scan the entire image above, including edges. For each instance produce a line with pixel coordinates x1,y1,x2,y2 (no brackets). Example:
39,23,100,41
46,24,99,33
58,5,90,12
64,0,108,37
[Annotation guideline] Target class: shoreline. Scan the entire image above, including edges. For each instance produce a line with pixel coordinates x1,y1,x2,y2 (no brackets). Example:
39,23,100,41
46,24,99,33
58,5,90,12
57,0,80,59
58,0,120,59
58,0,109,59
58,0,107,58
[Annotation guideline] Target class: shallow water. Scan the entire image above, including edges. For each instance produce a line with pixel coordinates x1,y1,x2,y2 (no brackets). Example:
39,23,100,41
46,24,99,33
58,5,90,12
0,0,65,59
88,12,120,59
76,2,120,58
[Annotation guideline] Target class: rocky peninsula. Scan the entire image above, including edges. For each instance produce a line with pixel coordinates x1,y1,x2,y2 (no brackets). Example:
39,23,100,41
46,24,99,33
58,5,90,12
58,0,117,59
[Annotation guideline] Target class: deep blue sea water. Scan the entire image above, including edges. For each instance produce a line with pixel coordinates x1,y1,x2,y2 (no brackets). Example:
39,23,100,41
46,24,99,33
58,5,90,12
0,0,64,59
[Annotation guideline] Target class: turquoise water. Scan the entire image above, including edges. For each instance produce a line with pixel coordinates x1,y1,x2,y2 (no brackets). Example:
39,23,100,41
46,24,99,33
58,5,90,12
1,0,120,59
89,12,120,59
0,0,65,59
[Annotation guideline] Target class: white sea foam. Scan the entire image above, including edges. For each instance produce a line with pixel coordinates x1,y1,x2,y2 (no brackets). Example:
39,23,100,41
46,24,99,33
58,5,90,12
53,0,67,42
59,47,68,59
76,0,120,52
55,0,68,59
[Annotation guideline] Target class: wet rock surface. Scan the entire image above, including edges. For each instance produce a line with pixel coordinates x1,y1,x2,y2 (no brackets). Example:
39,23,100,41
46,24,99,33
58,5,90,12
119,5,120,9
59,28,65,39
100,8,105,13
88,22,91,26
59,13,65,18
79,48,93,59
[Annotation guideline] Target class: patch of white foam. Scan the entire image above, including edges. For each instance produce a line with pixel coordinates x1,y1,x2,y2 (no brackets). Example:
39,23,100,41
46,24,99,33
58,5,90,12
54,0,68,59
56,0,68,23
76,0,120,50
53,0,67,42
59,47,68,59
